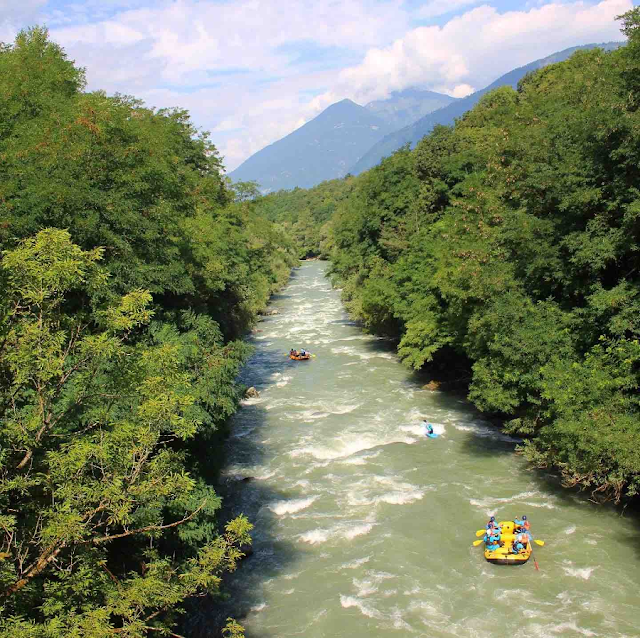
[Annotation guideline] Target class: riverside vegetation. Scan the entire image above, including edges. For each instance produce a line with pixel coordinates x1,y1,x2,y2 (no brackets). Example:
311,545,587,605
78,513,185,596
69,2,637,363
0,28,296,637
258,9,640,506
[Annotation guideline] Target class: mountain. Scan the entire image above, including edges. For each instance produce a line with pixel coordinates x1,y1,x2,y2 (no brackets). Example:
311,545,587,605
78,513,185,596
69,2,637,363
350,43,622,175
228,99,393,192
364,88,458,130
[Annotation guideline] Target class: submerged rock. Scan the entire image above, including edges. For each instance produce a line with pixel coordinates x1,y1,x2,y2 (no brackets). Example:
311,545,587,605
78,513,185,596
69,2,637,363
423,380,441,391
245,387,260,398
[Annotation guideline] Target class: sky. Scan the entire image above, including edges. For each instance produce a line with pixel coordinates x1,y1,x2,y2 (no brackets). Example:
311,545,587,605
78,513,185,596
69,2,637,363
0,0,635,171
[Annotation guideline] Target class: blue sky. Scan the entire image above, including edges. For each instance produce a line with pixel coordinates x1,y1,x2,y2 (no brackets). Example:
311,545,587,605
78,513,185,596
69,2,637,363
0,0,634,170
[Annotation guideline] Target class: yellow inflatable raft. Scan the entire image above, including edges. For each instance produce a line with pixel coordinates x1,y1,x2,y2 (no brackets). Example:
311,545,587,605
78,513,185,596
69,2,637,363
484,521,531,565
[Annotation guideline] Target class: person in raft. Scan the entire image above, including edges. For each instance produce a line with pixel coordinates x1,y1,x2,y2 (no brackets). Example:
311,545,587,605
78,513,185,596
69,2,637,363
486,516,501,533
300,348,306,356
290,349,297,356
514,515,530,533
511,533,528,554
483,530,501,551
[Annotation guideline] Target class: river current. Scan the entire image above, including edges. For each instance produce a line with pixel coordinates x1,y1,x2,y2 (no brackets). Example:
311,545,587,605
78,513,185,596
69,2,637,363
219,260,640,637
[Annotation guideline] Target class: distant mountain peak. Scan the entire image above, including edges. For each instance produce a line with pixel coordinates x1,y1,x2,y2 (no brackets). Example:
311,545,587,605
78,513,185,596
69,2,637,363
228,99,393,192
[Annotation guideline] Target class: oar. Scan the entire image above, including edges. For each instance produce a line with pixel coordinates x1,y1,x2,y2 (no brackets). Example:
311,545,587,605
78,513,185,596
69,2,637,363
534,539,544,546
476,529,485,537
472,539,484,547
529,542,540,571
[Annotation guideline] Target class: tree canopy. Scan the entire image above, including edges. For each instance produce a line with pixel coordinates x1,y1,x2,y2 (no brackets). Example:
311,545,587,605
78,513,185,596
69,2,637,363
0,27,296,637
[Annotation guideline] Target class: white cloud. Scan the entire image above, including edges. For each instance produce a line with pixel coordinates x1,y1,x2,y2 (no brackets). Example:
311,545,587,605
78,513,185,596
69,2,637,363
324,0,631,106
0,0,48,42
448,83,475,97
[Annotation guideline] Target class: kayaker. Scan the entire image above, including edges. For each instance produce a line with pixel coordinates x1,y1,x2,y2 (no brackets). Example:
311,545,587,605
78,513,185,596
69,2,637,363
424,421,434,436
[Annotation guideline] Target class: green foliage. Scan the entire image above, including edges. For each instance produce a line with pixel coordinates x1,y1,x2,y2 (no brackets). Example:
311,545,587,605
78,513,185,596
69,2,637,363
0,27,297,637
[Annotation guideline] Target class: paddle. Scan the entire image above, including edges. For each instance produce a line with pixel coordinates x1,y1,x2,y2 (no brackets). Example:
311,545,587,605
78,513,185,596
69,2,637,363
476,529,485,537
472,539,484,547
534,539,544,546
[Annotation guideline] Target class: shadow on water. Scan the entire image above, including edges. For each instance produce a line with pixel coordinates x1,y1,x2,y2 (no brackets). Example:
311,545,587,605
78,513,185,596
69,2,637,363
185,343,305,637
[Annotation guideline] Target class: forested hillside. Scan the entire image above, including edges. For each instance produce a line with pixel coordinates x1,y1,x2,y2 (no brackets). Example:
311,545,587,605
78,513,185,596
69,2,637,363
264,10,640,504
0,28,296,637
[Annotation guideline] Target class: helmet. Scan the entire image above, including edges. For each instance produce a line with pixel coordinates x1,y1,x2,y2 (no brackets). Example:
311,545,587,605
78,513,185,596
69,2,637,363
490,516,495,521
522,515,527,520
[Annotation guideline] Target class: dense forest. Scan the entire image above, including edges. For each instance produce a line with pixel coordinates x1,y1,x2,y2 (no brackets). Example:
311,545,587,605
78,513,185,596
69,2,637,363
264,10,640,505
0,28,296,637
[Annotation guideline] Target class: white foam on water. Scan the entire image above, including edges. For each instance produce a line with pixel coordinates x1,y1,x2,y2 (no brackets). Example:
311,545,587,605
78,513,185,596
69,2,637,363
539,622,596,636
347,475,427,507
391,608,412,630
250,602,266,612
353,577,378,596
341,450,382,466
409,599,447,620
268,496,318,516
299,529,330,544
240,396,265,406
452,421,521,443
585,538,598,545
339,595,382,619
562,564,596,580
331,345,396,361
469,490,554,515
344,523,374,539
276,375,292,388
564,525,577,535
254,469,277,481
341,556,371,569
290,434,414,461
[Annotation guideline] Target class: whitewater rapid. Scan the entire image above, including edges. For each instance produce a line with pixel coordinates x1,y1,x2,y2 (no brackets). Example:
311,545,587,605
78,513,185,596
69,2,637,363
216,261,640,638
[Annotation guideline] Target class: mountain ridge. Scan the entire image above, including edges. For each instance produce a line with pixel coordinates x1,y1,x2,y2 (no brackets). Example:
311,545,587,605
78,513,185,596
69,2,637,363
229,98,393,192
349,42,622,175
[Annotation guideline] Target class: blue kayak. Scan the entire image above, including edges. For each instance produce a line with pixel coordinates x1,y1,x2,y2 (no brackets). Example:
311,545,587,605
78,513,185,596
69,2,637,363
423,422,438,438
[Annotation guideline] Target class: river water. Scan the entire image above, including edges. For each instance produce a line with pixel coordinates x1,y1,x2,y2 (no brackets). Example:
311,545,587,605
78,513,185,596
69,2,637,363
220,260,640,638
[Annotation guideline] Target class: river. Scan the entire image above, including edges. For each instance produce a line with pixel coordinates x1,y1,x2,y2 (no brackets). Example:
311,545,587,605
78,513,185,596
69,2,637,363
219,260,640,638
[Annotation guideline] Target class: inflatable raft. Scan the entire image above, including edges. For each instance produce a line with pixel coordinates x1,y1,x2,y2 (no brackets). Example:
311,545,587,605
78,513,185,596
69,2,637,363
484,521,531,565
289,353,311,361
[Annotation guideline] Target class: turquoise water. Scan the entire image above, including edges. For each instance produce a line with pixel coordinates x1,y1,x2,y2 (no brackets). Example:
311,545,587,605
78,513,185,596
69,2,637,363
218,260,640,638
